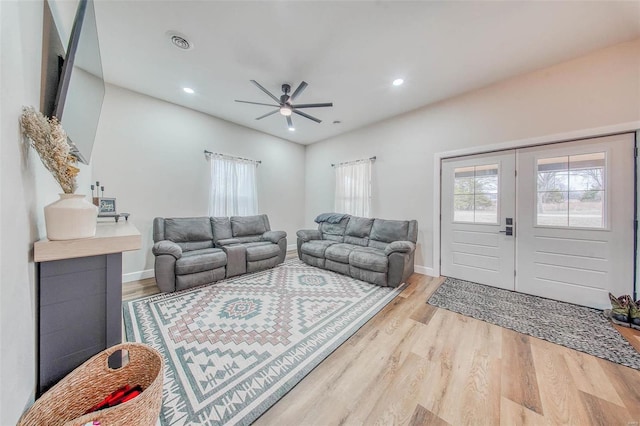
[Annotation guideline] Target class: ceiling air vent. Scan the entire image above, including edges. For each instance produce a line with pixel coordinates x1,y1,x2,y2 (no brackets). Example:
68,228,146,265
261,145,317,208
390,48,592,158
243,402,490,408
168,32,192,50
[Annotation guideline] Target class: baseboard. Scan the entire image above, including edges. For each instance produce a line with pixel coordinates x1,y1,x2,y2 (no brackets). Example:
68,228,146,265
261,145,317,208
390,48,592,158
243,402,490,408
414,265,436,277
287,243,297,252
123,268,155,283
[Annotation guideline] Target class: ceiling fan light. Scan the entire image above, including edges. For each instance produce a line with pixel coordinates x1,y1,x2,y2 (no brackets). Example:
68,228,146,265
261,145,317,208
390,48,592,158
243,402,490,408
280,106,292,116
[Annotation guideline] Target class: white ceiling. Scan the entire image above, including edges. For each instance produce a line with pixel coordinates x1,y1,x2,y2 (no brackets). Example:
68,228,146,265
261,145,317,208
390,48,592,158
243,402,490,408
73,1,640,144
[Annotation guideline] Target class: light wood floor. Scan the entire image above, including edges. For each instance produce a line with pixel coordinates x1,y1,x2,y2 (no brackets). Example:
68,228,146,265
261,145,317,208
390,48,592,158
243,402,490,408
122,259,640,425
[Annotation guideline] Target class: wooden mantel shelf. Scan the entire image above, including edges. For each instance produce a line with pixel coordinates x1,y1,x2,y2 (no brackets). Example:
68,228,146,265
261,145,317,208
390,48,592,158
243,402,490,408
34,221,142,262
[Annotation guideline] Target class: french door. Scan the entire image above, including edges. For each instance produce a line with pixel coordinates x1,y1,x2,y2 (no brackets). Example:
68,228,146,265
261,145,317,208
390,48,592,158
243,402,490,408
441,151,516,290
441,134,635,309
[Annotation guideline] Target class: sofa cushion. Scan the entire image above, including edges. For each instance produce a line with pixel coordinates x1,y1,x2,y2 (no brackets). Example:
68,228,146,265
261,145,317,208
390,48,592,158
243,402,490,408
319,217,349,242
369,219,410,243
301,240,337,258
325,243,358,263
246,244,281,262
164,217,214,243
211,217,233,242
179,241,214,252
235,235,263,244
216,238,241,246
349,247,388,273
345,216,374,238
231,214,269,237
344,236,369,247
175,248,226,275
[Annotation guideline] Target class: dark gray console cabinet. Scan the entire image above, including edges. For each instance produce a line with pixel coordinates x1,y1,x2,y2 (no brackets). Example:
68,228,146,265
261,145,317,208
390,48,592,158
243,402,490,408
35,222,141,395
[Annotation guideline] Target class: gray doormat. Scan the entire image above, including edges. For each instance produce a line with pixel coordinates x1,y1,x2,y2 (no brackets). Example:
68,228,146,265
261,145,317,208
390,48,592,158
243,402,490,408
427,277,640,370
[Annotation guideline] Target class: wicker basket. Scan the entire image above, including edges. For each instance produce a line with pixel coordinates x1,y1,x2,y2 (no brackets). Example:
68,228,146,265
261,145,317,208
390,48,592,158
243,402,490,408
19,343,164,426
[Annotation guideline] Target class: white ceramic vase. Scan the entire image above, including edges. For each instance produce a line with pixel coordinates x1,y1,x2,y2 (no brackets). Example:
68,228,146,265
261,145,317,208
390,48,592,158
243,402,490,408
44,193,99,240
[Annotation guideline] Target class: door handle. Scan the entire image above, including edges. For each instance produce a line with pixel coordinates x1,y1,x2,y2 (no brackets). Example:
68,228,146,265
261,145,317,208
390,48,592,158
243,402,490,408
499,226,513,236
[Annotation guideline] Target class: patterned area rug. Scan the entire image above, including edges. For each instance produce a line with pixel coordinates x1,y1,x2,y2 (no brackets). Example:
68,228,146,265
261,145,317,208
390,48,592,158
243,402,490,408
124,259,405,425
428,277,640,370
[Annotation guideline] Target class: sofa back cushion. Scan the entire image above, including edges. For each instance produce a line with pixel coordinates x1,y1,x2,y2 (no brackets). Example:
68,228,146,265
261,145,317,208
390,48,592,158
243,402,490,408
211,217,233,243
368,219,418,250
231,214,270,237
319,216,349,242
344,216,374,246
163,217,214,251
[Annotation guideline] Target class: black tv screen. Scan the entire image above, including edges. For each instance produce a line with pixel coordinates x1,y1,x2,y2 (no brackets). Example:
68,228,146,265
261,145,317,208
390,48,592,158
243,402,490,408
53,0,104,165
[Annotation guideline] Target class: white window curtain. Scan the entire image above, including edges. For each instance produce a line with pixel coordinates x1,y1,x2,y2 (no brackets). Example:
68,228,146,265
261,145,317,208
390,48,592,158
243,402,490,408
334,159,372,217
207,154,258,217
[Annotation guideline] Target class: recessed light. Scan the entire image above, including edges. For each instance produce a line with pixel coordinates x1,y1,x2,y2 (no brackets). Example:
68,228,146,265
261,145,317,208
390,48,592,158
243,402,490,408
392,78,404,86
288,127,295,132
183,87,195,94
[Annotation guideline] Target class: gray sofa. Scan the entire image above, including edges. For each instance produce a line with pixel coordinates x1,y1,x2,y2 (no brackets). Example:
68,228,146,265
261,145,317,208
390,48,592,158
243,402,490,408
297,214,418,287
152,214,286,292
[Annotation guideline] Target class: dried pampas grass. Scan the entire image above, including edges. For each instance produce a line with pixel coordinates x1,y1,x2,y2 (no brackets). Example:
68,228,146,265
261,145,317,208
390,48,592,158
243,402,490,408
20,106,79,194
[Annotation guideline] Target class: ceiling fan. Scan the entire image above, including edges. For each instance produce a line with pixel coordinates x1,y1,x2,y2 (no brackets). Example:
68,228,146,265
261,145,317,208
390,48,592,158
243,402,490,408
235,80,333,130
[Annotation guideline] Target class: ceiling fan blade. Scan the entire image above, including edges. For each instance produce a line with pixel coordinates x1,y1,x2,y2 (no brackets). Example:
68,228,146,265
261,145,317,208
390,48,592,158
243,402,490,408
291,102,333,109
255,109,279,120
250,80,281,104
235,100,279,107
290,81,308,101
286,115,293,128
293,109,321,123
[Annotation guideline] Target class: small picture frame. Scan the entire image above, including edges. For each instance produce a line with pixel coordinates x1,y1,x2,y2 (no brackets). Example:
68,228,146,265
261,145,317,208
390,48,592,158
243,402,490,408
96,197,117,217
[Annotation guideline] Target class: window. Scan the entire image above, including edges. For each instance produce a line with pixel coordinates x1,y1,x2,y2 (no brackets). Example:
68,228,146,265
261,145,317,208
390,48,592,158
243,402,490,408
207,154,258,217
453,164,499,224
536,152,605,228
334,159,372,217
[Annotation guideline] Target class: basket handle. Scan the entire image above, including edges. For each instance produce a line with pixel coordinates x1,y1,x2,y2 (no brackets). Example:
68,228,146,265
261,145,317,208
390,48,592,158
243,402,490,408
101,342,144,372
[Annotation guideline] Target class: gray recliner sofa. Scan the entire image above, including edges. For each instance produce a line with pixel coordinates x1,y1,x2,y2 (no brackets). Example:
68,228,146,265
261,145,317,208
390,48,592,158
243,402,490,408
152,214,287,292
296,213,418,287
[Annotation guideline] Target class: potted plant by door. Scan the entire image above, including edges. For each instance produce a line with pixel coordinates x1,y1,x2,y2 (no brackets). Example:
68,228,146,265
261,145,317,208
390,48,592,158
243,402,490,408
20,106,98,240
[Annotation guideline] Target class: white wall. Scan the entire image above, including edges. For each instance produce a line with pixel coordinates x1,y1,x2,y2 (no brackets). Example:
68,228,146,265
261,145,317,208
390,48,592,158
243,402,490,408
305,39,640,274
0,0,92,422
91,84,306,279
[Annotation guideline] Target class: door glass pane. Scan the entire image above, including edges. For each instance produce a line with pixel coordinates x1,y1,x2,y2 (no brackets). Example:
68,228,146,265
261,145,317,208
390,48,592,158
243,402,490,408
568,153,604,191
537,191,568,226
475,165,498,194
536,152,605,228
454,195,475,222
475,193,497,223
568,190,603,228
453,164,499,224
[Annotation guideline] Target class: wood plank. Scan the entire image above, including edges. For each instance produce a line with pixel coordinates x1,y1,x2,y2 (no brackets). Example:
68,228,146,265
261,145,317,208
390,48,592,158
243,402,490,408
501,328,543,415
578,391,633,426
499,396,548,426
530,338,593,425
596,358,640,420
562,349,625,407
613,323,640,353
410,301,438,325
408,404,450,426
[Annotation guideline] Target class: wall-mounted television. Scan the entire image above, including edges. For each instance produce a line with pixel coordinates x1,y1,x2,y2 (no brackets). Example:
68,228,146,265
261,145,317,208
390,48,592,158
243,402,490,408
48,0,105,165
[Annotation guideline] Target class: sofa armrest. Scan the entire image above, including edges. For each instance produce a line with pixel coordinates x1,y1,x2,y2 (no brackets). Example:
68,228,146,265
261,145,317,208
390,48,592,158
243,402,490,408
384,241,416,255
152,240,182,259
296,229,321,242
262,230,287,244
